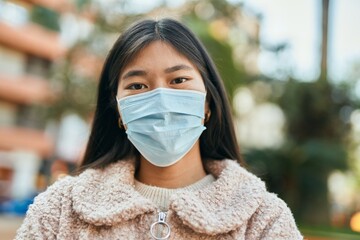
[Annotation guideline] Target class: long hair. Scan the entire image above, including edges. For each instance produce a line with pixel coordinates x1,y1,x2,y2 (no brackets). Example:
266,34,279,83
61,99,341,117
79,18,243,171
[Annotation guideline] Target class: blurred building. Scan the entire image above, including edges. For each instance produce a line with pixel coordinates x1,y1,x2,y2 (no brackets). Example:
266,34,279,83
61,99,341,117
0,0,69,204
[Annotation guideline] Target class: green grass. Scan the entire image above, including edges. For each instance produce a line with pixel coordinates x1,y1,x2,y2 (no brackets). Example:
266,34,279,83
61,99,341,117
300,225,360,240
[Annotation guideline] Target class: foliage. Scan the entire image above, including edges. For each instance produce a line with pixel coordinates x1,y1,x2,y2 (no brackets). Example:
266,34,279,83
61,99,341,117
243,65,358,226
30,6,60,31
183,15,250,100
245,139,347,225
46,57,98,120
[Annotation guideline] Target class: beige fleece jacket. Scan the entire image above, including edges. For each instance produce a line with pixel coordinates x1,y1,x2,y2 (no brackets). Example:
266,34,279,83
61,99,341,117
16,159,303,239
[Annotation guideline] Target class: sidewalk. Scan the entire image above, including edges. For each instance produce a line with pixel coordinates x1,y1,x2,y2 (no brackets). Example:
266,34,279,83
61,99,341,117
0,215,23,240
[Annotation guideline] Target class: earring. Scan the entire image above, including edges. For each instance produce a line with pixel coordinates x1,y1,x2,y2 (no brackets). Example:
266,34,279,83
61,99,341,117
205,110,211,123
118,118,124,129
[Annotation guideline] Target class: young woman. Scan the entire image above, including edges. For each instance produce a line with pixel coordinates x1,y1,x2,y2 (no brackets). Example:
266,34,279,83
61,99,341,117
16,18,302,239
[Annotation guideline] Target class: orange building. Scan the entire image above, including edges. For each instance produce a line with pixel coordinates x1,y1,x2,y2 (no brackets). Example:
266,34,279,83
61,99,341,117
0,0,67,160
0,1,71,238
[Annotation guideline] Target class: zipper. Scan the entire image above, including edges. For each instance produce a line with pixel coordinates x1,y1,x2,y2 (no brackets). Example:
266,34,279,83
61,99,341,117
150,211,171,239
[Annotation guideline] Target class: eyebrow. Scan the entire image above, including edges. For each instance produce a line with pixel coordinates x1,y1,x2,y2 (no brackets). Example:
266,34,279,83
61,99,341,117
122,70,147,80
164,64,193,73
122,64,193,80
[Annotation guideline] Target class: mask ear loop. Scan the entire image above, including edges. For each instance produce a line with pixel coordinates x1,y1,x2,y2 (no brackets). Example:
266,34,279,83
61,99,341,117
116,96,125,129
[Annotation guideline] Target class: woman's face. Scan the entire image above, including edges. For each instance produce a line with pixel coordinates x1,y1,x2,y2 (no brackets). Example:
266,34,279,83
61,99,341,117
117,41,206,98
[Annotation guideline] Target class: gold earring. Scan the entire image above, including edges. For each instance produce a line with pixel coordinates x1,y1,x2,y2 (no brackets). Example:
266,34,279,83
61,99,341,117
205,110,211,123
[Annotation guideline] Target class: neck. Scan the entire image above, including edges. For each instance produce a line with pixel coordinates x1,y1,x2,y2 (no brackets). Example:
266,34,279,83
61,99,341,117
135,141,206,188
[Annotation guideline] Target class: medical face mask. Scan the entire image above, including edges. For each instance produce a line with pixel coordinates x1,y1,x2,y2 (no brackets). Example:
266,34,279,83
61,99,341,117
116,88,206,167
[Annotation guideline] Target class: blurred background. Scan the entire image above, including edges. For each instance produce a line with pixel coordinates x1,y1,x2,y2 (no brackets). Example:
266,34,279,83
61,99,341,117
0,0,359,239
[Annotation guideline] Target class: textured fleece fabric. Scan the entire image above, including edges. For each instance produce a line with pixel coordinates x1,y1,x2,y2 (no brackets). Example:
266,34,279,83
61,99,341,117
16,159,303,239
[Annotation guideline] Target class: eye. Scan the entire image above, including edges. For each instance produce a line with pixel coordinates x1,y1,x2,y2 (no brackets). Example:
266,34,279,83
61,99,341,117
126,83,148,90
171,77,188,85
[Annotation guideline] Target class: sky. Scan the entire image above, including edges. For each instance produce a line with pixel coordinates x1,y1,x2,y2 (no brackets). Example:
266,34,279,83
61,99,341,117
243,0,360,82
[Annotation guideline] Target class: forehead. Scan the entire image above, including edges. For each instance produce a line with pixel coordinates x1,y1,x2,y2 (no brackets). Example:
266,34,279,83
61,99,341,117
122,41,195,70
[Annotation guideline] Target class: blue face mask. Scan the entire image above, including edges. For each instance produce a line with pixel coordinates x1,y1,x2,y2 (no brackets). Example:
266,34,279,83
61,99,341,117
117,88,206,167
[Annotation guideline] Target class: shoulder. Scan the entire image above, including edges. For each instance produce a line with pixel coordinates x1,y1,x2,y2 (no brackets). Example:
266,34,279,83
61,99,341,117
46,175,74,193
17,160,137,237
255,192,294,222
247,188,303,239
33,159,135,205
15,175,76,239
27,175,75,216
206,160,302,238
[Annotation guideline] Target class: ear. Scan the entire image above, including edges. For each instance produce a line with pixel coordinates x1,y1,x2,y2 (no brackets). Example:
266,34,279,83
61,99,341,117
203,100,212,124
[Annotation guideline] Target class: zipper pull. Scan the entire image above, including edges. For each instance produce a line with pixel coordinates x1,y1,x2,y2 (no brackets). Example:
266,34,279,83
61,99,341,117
150,212,171,239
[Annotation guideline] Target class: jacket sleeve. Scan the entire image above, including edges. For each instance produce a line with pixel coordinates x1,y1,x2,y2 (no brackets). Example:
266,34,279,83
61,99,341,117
15,176,72,240
246,193,303,240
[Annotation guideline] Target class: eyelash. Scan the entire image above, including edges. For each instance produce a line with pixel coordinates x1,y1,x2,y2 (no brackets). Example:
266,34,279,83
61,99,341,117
171,77,189,84
125,77,189,90
126,83,147,90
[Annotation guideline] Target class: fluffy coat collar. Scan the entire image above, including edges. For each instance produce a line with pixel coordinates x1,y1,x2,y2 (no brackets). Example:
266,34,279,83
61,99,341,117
71,159,266,235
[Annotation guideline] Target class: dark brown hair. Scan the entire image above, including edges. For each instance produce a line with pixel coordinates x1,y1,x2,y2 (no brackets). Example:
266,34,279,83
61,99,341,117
80,18,242,170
